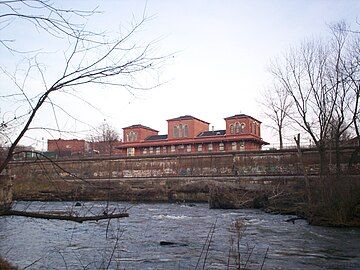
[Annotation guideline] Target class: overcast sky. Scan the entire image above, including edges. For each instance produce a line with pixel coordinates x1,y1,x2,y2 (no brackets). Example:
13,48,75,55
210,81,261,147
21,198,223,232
1,0,359,150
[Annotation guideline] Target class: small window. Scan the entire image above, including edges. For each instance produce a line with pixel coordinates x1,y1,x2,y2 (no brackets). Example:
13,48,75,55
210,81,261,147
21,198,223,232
171,145,176,152
230,124,234,134
184,125,189,137
239,141,245,151
232,142,237,150
219,143,224,151
253,122,256,135
173,126,179,138
179,124,183,137
149,147,154,154
208,143,213,151
235,122,241,133
156,147,161,154
197,144,202,152
163,146,167,153
143,148,148,155
127,147,135,156
241,123,245,133
187,145,192,152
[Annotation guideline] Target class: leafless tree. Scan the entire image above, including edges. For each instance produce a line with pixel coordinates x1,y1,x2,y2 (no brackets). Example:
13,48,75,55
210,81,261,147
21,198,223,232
0,0,168,221
260,84,293,149
89,122,120,156
270,22,358,175
0,0,166,173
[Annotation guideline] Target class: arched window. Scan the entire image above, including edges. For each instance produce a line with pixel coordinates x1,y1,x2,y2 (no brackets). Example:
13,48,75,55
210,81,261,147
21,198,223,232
230,124,234,134
240,123,245,133
128,131,137,142
179,124,183,138
184,125,189,137
173,125,179,138
235,122,241,133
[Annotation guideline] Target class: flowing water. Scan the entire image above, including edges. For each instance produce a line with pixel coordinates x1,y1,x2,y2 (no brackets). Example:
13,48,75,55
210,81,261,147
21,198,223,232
0,201,359,269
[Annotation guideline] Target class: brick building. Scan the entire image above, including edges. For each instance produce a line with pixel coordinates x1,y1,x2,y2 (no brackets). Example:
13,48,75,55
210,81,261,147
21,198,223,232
117,114,268,156
47,139,90,156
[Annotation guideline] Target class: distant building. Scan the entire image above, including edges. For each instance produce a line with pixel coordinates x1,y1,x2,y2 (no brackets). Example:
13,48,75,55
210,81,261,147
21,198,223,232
47,139,90,156
116,114,268,156
46,114,268,157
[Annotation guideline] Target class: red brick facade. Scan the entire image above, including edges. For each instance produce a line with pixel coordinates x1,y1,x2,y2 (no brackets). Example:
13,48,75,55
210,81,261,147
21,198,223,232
117,114,268,156
123,125,158,143
47,139,89,156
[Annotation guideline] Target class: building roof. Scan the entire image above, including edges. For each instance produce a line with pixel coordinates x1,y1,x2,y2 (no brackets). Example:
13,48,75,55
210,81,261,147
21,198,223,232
197,130,226,137
224,114,261,123
167,115,209,124
122,124,158,132
145,134,168,141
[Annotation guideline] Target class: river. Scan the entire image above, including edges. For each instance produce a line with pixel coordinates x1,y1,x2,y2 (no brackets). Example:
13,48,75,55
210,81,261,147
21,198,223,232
0,201,359,269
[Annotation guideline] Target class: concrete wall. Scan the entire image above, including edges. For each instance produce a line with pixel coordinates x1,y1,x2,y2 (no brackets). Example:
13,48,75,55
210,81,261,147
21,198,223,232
8,148,360,202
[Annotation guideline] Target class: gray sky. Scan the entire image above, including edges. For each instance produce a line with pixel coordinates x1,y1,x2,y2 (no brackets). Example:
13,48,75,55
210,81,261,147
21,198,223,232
1,0,359,149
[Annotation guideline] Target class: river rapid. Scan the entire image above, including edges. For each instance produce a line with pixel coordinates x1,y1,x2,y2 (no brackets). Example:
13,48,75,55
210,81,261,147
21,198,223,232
0,201,359,269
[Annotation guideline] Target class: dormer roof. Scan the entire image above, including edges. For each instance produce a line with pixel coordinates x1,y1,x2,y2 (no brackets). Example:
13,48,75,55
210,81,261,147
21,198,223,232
123,124,158,132
224,114,261,123
167,115,209,124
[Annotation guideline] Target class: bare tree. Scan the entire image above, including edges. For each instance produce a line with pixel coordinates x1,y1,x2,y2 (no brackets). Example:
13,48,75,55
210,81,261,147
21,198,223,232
270,22,358,175
89,122,120,156
0,0,166,173
0,0,167,221
260,84,293,149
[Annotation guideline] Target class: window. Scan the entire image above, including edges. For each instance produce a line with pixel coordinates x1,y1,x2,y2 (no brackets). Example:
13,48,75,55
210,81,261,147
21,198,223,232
208,143,213,151
184,125,189,137
219,143,224,151
257,124,260,136
179,124,183,137
235,122,241,133
239,141,245,151
232,142,237,150
197,144,203,152
253,122,256,135
187,145,192,152
156,147,161,154
127,131,137,142
241,123,245,133
149,147,154,154
127,147,135,156
250,123,253,133
143,148,148,155
230,124,234,134
163,146,167,153
173,126,179,138
171,145,176,152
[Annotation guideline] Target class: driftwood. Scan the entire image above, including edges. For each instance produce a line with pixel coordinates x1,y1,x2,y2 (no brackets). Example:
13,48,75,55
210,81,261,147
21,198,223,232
1,210,129,223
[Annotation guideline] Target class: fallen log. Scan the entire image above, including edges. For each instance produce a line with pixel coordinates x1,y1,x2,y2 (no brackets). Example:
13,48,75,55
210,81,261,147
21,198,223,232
0,210,129,223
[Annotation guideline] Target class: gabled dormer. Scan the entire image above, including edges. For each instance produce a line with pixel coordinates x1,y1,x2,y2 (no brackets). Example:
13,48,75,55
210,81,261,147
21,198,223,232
167,115,209,140
123,124,158,143
224,114,261,137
